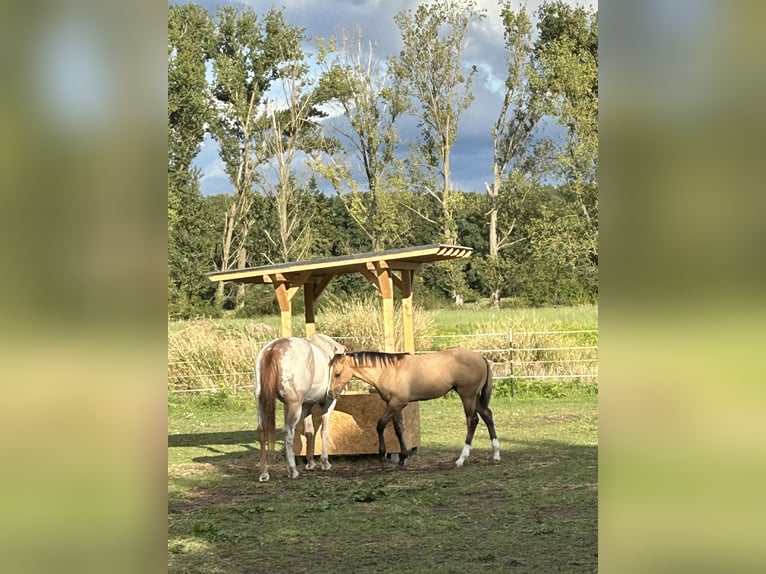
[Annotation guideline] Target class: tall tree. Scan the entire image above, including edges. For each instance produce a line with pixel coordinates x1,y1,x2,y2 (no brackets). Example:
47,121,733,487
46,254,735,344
168,4,215,311
484,3,546,306
209,7,302,305
168,3,212,203
392,0,485,245
312,30,409,251
535,1,598,277
260,26,332,264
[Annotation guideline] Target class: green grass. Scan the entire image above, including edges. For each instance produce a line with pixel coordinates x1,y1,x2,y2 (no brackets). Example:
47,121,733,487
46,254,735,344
168,304,598,571
168,303,598,335
168,394,597,573
430,303,597,334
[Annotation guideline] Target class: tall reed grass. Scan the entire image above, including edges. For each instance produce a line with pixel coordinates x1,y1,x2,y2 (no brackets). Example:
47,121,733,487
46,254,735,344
167,303,597,394
315,297,435,351
168,321,276,393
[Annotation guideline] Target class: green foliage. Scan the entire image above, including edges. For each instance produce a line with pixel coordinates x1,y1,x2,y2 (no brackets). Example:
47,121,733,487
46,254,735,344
168,3,214,174
313,30,410,251
393,0,486,243
166,3,598,315
349,479,389,503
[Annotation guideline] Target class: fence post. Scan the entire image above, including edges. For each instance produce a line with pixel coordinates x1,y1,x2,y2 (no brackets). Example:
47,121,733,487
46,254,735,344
509,327,515,397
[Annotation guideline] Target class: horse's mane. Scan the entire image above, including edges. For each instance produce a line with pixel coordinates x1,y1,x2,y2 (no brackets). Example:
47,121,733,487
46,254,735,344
331,351,408,368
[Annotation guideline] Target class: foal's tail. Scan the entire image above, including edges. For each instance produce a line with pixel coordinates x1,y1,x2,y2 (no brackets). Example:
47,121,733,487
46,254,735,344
257,345,280,480
479,357,493,409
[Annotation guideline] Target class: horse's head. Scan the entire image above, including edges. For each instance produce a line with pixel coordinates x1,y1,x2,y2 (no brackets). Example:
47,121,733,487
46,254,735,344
328,353,354,394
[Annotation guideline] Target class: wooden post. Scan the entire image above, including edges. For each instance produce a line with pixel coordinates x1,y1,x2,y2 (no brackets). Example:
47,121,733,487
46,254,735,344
274,282,292,338
304,282,316,337
376,264,395,352
401,269,415,354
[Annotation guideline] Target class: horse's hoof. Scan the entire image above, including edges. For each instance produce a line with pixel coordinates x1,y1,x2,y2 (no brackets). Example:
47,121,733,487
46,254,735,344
398,457,408,467
493,454,501,463
305,460,316,470
321,461,332,471
259,472,270,482
455,459,465,468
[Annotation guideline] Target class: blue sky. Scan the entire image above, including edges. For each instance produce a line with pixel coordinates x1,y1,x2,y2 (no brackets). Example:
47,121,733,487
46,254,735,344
171,0,597,195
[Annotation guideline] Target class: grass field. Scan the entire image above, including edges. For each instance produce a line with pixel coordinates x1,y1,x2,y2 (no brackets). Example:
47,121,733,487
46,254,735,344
168,304,598,395
168,393,598,573
168,304,598,572
168,303,598,335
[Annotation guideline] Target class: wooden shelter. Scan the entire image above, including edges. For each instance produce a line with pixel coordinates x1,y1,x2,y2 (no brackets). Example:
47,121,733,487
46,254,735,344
206,244,472,353
206,243,473,455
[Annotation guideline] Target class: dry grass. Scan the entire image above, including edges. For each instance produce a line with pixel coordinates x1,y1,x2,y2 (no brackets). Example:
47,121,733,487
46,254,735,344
168,321,276,392
167,304,597,394
426,315,597,381
315,297,436,351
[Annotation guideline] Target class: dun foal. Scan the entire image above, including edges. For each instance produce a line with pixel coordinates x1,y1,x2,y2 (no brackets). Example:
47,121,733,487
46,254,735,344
329,347,500,467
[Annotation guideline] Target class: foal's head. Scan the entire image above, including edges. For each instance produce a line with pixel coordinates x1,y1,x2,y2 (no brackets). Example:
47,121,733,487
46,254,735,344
329,353,354,394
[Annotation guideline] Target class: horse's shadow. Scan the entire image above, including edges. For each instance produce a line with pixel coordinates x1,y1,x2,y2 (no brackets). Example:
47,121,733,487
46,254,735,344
169,430,259,463
168,427,414,470
168,430,256,449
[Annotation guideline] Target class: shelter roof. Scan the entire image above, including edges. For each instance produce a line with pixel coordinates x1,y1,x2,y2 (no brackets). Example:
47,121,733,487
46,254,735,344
206,243,472,284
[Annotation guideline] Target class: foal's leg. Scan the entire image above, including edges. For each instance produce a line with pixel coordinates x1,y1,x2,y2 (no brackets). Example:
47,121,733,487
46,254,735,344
455,395,480,467
283,402,303,479
376,403,401,464
391,411,409,466
477,404,500,462
319,398,337,471
300,403,317,470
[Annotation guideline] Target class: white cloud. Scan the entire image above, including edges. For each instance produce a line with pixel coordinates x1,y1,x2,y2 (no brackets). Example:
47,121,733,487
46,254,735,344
188,0,596,194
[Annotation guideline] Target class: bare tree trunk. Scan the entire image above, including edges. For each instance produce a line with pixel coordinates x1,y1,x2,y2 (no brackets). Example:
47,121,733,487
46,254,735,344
235,244,247,308
487,165,502,308
216,202,238,304
442,143,457,245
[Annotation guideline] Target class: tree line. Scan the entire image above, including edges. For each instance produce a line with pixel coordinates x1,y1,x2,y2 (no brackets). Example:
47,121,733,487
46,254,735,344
168,0,598,319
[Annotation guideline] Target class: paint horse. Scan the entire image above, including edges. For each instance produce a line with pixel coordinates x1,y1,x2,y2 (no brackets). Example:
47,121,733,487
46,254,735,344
329,347,500,467
254,333,346,482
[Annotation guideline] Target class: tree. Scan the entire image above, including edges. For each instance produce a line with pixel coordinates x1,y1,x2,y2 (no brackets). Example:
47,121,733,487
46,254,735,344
484,3,546,306
312,30,409,251
168,4,216,313
259,26,334,264
168,3,213,199
534,1,598,280
392,0,485,245
209,7,303,305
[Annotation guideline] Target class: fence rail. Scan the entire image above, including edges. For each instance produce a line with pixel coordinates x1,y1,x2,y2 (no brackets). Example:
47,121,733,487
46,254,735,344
168,329,597,395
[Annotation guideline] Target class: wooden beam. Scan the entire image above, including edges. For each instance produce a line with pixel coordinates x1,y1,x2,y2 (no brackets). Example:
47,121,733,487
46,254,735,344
401,269,415,354
387,261,421,271
359,264,381,291
312,274,334,302
389,269,403,292
285,270,312,287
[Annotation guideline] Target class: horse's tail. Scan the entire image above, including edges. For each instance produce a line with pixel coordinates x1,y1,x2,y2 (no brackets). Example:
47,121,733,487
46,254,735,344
479,356,493,410
257,344,280,478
